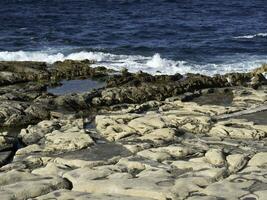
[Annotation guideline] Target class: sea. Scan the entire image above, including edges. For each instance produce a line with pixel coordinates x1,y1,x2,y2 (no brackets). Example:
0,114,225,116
0,0,266,75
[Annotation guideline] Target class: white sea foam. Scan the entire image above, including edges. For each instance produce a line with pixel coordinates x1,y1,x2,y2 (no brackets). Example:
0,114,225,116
234,33,267,39
0,50,266,76
0,51,65,63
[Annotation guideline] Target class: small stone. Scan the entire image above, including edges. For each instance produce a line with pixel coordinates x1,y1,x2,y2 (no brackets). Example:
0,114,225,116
205,149,225,167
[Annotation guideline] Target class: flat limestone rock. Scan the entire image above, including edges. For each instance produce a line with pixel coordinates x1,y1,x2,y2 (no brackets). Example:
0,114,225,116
248,152,267,167
44,129,94,152
137,145,191,162
139,128,179,144
201,179,253,199
65,167,176,200
95,114,138,141
186,196,218,200
1,70,267,200
34,189,155,200
254,190,267,200
0,170,71,199
171,160,213,171
171,177,211,199
18,118,94,155
31,162,71,177
209,119,267,139
128,114,166,134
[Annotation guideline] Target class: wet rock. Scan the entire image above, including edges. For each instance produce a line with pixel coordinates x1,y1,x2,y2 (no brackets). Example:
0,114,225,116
0,100,51,127
251,73,267,87
53,90,101,111
252,64,267,75
0,61,50,83
0,151,13,167
223,72,252,86
0,71,26,85
93,73,232,107
51,59,110,81
0,135,16,151
0,61,267,200
106,71,183,87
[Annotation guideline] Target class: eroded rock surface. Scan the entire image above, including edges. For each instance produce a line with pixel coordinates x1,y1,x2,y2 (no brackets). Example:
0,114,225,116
0,62,266,199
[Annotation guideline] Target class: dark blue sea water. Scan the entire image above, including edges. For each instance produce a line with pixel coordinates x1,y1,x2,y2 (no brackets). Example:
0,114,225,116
0,0,266,75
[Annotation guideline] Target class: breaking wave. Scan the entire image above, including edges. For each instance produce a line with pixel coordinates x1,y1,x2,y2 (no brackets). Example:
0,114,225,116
0,50,266,75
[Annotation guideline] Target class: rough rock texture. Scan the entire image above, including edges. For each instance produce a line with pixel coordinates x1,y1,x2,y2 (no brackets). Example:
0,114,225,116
0,170,71,199
17,118,94,155
0,61,266,199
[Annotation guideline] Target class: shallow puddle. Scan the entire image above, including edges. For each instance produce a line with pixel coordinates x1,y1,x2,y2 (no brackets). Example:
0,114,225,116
191,91,233,106
235,110,267,125
58,142,131,161
48,79,105,95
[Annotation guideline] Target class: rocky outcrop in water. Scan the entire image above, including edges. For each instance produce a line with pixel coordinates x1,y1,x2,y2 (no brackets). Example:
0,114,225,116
0,61,266,199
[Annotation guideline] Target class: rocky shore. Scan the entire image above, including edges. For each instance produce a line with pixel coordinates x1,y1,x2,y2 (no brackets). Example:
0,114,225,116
0,60,266,200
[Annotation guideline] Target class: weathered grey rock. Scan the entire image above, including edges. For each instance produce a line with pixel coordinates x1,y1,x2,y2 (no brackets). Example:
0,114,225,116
0,61,267,200
64,166,176,200
34,189,155,200
0,170,71,199
209,119,267,139
205,149,225,167
19,120,61,145
32,162,71,177
137,145,191,162
0,100,50,127
171,160,213,171
201,179,253,199
18,118,94,155
43,129,94,152
171,177,210,199
248,152,267,167
0,71,25,85
226,154,248,173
